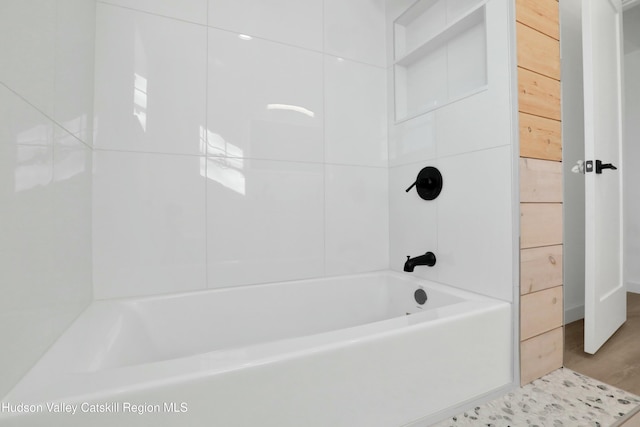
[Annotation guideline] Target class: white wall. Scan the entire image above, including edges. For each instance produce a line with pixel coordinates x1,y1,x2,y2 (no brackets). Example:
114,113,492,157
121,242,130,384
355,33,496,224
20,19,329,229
386,0,516,302
92,0,389,299
624,5,640,294
0,0,95,397
560,0,587,323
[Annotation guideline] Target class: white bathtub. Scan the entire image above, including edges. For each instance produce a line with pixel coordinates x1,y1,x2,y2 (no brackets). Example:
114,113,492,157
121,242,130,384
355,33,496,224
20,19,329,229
2,271,512,426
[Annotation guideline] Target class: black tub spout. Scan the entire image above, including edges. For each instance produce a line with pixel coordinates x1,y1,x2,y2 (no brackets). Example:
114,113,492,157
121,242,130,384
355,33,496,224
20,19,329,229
404,252,436,272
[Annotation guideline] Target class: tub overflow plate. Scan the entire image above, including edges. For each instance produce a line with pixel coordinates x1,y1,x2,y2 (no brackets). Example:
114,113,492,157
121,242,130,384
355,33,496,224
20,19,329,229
414,289,428,305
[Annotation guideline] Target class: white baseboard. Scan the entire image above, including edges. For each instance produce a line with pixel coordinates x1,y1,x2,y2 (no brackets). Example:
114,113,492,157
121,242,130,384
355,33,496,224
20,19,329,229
626,280,640,294
565,285,639,324
565,304,584,324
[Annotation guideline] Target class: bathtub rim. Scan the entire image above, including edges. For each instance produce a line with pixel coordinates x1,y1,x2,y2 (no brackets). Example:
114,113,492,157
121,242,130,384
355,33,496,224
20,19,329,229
87,269,505,304
3,270,512,407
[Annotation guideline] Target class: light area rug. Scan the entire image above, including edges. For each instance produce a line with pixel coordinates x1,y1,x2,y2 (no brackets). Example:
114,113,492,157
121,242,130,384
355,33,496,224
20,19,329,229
433,368,640,427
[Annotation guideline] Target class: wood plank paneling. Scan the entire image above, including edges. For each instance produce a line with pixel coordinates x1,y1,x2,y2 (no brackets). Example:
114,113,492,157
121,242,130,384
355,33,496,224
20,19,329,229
521,245,563,295
520,158,563,203
517,0,563,385
521,286,563,340
520,327,563,385
518,68,562,120
516,22,560,80
519,112,562,161
520,203,563,248
516,0,560,40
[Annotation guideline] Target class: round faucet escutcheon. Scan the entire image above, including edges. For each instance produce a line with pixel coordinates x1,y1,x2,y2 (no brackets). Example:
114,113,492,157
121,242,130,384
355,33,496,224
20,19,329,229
405,166,443,200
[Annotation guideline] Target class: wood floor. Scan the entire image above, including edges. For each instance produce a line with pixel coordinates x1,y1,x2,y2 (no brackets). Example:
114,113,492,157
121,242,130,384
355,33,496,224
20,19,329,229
564,292,640,396
619,408,640,427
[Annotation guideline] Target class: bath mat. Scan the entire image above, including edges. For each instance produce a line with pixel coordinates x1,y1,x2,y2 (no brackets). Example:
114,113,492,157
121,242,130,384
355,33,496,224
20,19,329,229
432,368,640,427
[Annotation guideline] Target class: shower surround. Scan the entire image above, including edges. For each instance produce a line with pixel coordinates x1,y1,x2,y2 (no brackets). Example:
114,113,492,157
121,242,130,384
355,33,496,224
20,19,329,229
1,0,520,425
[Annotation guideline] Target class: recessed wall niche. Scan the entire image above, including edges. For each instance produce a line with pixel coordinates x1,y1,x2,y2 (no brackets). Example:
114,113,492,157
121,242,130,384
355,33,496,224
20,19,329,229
394,0,488,122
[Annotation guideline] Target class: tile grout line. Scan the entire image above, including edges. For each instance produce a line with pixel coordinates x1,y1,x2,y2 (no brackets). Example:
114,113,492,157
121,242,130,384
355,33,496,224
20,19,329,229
204,1,210,291
93,147,387,169
0,82,92,152
96,1,385,71
52,0,59,178
321,0,327,278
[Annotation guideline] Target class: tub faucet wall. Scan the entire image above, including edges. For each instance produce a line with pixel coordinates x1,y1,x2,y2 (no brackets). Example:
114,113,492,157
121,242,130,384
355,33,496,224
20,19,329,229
386,0,517,302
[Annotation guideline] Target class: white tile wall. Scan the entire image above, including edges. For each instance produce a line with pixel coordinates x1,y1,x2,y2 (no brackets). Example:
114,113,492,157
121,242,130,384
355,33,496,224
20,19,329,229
94,3,207,155
92,151,207,299
0,84,92,397
324,0,387,67
388,107,438,167
53,126,93,300
385,0,419,66
436,147,513,301
208,0,323,51
54,0,97,144
90,0,393,297
207,28,324,163
0,0,56,117
0,85,54,147
0,0,95,146
0,142,54,302
324,56,387,167
433,90,512,159
206,158,324,288
91,0,516,305
99,0,208,25
325,165,389,276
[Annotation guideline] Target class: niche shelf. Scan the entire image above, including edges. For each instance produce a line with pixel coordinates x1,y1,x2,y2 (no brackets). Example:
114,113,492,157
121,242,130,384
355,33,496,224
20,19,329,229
394,0,488,123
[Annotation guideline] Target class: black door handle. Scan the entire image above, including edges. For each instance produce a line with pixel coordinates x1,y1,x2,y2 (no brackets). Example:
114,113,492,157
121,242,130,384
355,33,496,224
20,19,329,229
595,160,617,174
